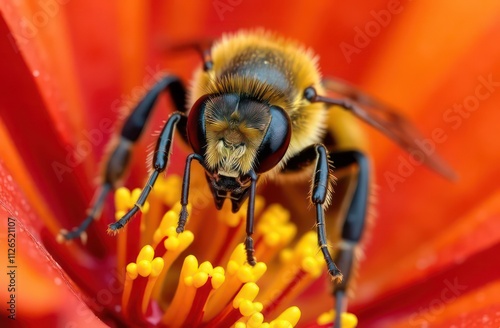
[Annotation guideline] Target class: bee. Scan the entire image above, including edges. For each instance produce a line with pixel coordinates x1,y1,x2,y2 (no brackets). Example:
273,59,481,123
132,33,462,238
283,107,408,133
60,30,454,326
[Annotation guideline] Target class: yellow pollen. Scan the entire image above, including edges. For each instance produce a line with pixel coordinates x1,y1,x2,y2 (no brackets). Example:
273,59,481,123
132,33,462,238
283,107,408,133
154,210,177,241
160,255,199,325
190,271,209,288
227,244,267,281
301,256,323,278
233,282,260,307
126,263,138,280
122,245,164,317
204,244,267,320
211,267,226,289
254,203,296,263
317,310,358,328
150,257,164,277
150,207,195,303
271,306,301,326
115,187,131,211
245,312,265,328
239,299,263,317
161,255,225,326
137,245,154,263
114,174,321,327
163,175,182,206
137,260,152,277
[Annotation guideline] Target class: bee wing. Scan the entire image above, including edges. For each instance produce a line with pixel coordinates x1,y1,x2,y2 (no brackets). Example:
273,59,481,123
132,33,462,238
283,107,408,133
322,78,457,180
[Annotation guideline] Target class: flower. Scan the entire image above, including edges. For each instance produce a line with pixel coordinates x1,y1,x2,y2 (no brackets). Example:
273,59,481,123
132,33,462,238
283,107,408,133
1,1,500,327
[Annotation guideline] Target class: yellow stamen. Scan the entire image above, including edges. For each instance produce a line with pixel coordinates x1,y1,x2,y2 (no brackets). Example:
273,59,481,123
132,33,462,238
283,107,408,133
159,255,200,325
151,208,195,302
115,187,150,274
317,310,358,328
244,312,265,328
258,232,326,319
270,306,301,327
254,203,296,263
162,175,183,207
236,306,301,327
205,244,267,320
141,257,164,313
161,256,225,327
233,282,260,308
115,187,131,212
121,262,136,311
113,174,330,326
121,245,164,318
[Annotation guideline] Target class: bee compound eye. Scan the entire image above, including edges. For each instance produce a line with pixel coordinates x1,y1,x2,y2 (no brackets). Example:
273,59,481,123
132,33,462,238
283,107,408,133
187,95,210,155
255,106,292,173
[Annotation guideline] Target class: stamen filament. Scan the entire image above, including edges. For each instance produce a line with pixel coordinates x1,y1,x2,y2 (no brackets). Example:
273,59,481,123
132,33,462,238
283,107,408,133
259,232,326,318
182,278,214,327
160,255,200,326
115,187,149,274
121,245,164,323
150,208,195,302
204,244,267,320
207,282,262,327
254,203,297,264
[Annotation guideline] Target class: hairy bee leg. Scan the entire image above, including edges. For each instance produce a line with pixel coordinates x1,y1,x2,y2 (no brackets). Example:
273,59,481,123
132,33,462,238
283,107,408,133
121,75,189,142
244,171,258,266
176,153,204,233
330,150,370,328
60,76,188,240
108,112,186,233
279,144,342,279
311,145,343,281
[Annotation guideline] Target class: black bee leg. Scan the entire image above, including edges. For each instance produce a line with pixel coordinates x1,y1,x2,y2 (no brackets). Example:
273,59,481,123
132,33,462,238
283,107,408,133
281,144,342,279
108,112,187,233
60,75,188,241
176,153,204,233
310,144,343,282
329,150,370,328
244,171,258,266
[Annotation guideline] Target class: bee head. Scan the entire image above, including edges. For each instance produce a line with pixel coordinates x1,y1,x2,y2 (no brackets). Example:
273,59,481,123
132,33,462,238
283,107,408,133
187,93,291,177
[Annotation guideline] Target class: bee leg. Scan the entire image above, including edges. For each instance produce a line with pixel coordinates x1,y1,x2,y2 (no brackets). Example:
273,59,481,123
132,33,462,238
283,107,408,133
310,144,343,281
329,150,370,328
108,112,187,233
176,153,204,233
60,75,187,241
244,171,258,265
280,144,342,279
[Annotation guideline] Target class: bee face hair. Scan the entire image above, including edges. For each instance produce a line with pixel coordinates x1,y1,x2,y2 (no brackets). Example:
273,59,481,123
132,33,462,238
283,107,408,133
204,93,272,176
